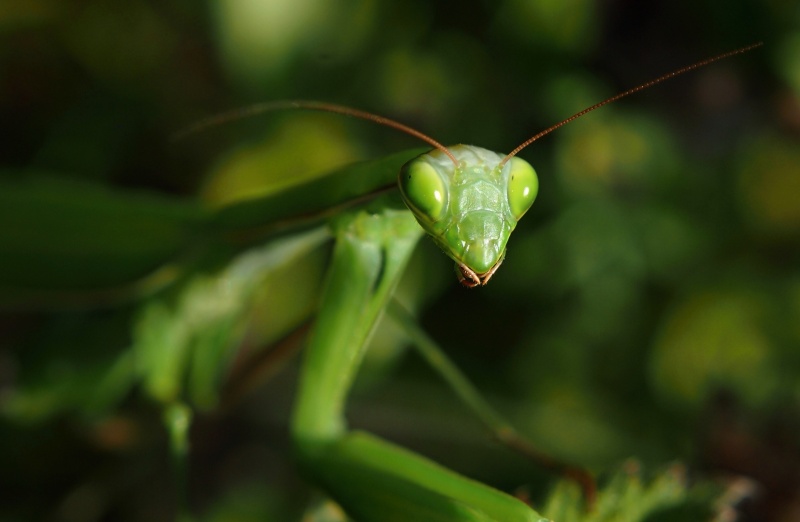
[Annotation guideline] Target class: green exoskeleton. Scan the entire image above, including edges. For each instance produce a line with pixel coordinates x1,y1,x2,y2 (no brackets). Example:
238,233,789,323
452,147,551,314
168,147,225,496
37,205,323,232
400,146,538,286
173,43,762,521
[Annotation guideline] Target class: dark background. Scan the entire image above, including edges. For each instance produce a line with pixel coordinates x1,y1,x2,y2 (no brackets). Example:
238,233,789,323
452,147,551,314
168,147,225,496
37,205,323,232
1,1,799,521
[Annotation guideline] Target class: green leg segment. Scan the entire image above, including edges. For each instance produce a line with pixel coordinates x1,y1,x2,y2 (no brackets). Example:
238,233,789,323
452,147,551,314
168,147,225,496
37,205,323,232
291,206,548,522
388,299,595,506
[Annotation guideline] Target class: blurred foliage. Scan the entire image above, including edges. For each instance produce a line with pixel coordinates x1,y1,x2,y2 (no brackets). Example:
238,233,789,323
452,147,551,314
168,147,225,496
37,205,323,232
1,1,799,521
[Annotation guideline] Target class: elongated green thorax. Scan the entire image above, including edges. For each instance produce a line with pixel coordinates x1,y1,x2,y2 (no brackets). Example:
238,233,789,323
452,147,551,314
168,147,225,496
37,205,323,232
398,145,538,287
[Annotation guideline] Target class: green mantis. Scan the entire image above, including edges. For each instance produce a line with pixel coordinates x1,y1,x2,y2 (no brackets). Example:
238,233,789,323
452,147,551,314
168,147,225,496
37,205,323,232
0,42,761,521
166,43,766,521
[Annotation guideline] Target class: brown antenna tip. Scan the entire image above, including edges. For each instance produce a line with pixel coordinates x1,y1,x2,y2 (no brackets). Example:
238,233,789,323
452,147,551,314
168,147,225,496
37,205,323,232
498,42,763,169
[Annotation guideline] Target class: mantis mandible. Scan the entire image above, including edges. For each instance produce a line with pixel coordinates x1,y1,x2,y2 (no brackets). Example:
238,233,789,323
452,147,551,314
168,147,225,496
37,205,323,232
176,43,762,521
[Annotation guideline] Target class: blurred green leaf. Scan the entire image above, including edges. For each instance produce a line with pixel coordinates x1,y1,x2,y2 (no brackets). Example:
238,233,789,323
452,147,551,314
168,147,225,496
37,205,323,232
541,463,722,522
650,288,777,411
2,311,138,423
0,176,206,307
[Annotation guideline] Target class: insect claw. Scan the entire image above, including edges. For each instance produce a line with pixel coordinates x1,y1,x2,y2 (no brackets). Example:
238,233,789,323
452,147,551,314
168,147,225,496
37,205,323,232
456,264,481,287
457,255,505,287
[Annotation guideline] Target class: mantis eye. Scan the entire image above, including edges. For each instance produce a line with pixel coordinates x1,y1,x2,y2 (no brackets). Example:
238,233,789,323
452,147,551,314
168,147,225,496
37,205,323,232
399,158,448,222
506,157,538,220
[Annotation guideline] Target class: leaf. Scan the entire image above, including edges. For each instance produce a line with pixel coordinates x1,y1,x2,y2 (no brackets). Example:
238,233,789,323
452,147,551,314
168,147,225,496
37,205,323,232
211,148,425,232
539,462,724,522
0,175,207,307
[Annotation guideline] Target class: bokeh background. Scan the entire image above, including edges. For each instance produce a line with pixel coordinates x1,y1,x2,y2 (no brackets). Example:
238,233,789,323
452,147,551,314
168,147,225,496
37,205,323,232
1,1,799,521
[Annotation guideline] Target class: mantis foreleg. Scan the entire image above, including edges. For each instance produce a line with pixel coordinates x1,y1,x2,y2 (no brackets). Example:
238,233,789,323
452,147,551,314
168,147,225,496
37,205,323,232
290,204,548,522
388,299,596,506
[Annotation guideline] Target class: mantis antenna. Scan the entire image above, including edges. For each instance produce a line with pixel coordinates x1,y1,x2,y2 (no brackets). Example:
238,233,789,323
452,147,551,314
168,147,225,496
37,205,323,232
172,99,459,165
497,41,763,169
175,43,761,170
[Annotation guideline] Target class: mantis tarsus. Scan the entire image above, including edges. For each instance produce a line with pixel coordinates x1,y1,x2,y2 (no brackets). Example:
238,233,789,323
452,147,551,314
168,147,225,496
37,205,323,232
176,43,762,521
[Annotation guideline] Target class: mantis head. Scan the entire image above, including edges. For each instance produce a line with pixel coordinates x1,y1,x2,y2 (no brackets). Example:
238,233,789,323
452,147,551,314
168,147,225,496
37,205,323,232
399,146,538,287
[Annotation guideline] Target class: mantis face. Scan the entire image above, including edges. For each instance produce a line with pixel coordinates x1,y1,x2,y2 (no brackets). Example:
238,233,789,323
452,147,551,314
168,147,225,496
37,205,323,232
399,145,538,287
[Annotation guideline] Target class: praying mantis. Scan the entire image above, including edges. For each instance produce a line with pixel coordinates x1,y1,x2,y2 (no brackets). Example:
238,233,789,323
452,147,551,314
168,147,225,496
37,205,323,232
166,42,764,521
0,42,761,521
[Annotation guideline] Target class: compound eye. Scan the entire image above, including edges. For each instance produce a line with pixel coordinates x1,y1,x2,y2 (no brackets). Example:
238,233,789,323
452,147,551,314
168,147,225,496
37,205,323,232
506,157,538,220
399,158,447,222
